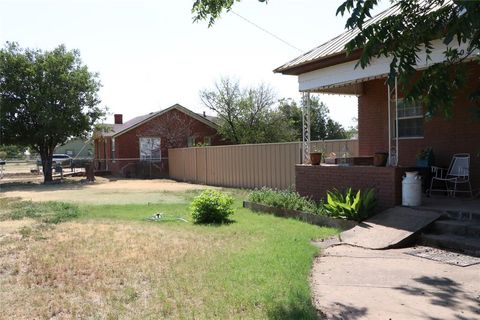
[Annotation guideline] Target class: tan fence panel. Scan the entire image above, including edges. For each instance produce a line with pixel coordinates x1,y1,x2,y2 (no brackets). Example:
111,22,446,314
168,139,358,189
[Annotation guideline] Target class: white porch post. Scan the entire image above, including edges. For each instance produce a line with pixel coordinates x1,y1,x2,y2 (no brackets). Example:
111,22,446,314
302,92,311,163
387,78,399,166
388,84,392,165
395,77,399,166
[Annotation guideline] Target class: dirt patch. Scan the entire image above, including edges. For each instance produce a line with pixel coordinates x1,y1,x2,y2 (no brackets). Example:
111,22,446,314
1,178,214,204
0,219,35,237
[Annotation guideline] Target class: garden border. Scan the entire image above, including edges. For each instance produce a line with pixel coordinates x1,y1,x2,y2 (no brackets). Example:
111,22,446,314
243,201,357,230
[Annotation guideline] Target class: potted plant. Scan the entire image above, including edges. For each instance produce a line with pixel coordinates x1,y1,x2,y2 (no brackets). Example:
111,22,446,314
416,147,434,167
373,152,388,166
310,142,326,165
310,152,322,165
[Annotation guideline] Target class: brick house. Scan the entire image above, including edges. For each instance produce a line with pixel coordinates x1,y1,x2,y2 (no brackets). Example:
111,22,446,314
274,7,479,210
94,104,224,178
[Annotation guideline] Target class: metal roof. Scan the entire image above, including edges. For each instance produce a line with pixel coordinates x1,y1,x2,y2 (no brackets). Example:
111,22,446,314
274,0,449,75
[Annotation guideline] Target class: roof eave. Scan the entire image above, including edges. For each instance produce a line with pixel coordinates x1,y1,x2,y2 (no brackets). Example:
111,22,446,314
110,104,219,138
273,49,363,75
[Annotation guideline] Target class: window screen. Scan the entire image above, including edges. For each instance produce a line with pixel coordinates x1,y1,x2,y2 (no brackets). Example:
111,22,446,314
139,137,161,160
187,136,195,147
204,136,212,146
395,99,424,138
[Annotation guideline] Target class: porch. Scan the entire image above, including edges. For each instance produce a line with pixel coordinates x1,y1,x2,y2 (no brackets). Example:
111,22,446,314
296,163,479,213
280,37,479,212
420,195,480,215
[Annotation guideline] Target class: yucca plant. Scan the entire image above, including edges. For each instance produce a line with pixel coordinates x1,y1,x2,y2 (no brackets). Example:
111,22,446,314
323,188,376,221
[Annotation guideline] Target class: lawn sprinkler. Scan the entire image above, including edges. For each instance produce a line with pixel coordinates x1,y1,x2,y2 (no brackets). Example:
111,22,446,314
146,212,188,223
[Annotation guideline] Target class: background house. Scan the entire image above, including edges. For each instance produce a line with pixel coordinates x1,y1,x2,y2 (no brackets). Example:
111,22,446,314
94,104,224,178
54,139,93,159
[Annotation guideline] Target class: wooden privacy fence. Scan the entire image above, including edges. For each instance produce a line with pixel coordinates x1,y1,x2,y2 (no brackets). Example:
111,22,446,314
168,139,359,189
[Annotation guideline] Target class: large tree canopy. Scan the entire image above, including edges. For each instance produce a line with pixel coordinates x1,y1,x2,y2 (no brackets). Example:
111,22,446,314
200,78,295,144
0,43,105,182
278,97,349,141
200,78,348,143
192,0,480,118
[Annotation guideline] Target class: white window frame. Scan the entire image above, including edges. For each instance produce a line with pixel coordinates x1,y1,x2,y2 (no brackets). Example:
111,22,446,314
204,136,212,146
394,98,424,139
111,138,116,162
139,137,161,161
187,136,196,147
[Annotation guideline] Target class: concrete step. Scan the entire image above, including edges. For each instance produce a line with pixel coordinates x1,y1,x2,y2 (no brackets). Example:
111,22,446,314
420,233,480,257
444,210,480,222
430,219,480,238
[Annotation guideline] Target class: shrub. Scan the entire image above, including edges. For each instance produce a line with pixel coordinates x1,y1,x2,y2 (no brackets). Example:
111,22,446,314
323,188,376,221
248,187,323,214
190,190,234,224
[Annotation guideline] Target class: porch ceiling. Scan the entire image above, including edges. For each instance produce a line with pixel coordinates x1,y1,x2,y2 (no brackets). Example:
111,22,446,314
298,39,472,95
306,82,365,96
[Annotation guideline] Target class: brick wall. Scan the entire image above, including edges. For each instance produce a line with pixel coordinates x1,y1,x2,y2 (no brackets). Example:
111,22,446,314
358,63,480,189
296,165,410,212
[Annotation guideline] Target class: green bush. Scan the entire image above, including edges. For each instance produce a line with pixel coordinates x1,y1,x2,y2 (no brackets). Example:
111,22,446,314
323,188,376,221
190,190,234,224
248,187,324,214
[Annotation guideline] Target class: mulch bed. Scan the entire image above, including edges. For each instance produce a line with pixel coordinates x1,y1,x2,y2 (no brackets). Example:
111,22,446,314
243,201,356,230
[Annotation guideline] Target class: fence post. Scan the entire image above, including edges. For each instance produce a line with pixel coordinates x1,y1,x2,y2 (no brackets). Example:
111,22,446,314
194,148,198,182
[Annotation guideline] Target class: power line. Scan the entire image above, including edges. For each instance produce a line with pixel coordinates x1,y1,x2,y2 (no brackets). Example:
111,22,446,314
230,10,304,53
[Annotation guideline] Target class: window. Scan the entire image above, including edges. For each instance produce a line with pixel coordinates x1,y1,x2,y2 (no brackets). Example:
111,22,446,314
395,99,424,138
139,137,161,161
187,136,195,147
204,136,212,146
111,138,115,161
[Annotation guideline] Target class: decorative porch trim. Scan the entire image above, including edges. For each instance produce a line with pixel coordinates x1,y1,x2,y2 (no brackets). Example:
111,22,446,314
297,39,472,93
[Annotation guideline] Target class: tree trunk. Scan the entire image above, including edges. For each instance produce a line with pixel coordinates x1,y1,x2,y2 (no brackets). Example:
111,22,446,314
41,150,54,183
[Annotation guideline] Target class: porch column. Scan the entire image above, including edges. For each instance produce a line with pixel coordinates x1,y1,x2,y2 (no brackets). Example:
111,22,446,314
301,92,311,163
387,78,399,166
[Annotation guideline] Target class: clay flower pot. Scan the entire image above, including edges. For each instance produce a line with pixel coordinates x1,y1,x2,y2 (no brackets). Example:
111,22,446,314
373,152,388,167
310,152,322,165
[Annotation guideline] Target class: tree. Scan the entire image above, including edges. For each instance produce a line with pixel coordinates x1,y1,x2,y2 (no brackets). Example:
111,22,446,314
200,78,295,144
0,144,27,159
137,110,197,149
278,97,348,140
192,0,267,27
192,0,480,118
0,43,105,183
336,0,480,119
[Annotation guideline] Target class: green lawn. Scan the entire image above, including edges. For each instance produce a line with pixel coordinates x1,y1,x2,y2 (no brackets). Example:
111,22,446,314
0,189,337,319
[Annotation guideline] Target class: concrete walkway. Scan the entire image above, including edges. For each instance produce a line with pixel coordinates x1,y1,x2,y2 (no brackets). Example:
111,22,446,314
340,207,442,249
311,245,480,320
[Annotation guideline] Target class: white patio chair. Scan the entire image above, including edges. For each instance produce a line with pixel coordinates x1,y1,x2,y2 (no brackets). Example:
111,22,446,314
428,153,473,197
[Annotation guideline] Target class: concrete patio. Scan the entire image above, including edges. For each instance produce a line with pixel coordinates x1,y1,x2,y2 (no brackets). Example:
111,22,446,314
419,195,480,214
311,245,480,320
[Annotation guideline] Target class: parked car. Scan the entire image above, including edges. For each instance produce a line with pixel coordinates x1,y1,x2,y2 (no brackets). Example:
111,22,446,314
36,154,73,167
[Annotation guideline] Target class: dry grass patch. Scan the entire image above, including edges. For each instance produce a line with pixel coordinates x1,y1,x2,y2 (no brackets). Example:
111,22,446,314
1,178,212,204
0,192,338,319
0,220,248,319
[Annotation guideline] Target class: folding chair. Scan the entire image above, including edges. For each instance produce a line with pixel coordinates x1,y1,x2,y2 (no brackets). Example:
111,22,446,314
429,153,473,197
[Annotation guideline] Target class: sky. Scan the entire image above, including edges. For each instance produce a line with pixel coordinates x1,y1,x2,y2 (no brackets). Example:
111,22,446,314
0,0,390,128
